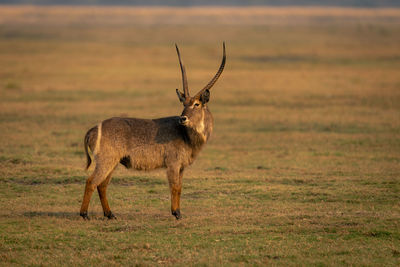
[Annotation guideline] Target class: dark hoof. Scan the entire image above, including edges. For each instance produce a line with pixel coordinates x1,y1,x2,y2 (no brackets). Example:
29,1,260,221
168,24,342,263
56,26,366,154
172,209,181,220
80,212,90,220
104,211,117,220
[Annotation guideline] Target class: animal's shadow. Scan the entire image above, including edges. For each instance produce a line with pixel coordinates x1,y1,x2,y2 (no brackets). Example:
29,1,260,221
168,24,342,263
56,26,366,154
23,211,85,220
22,211,164,221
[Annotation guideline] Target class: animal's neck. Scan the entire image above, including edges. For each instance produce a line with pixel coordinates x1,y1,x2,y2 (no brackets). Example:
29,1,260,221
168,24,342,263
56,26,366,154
185,127,208,149
184,108,213,152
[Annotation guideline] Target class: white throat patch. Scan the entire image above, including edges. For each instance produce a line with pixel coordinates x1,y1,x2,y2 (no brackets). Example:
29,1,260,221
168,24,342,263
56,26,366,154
195,109,206,142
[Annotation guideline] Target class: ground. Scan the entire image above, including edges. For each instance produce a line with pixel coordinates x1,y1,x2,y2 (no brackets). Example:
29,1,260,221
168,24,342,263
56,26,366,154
0,6,399,266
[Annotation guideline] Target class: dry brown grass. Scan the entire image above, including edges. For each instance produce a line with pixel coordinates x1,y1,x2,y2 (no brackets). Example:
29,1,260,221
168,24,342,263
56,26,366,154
0,6,399,266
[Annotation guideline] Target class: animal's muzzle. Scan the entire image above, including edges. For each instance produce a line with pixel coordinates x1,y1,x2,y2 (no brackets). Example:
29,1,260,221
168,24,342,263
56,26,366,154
179,116,188,125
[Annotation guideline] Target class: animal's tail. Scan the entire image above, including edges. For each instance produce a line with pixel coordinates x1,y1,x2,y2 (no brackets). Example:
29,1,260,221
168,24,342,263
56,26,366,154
84,129,92,170
84,125,99,170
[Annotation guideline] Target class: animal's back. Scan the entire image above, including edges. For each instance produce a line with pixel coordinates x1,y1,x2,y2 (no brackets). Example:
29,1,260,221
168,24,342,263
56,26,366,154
101,116,183,145
99,116,187,170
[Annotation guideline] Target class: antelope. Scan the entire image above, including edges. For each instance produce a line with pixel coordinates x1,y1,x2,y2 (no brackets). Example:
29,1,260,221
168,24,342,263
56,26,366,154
79,43,226,220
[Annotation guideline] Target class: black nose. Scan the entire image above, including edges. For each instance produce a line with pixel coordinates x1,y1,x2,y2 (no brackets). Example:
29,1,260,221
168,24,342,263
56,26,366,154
179,116,188,124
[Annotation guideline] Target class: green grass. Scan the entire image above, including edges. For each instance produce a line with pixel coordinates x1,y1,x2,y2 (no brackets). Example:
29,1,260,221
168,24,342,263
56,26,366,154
0,6,400,266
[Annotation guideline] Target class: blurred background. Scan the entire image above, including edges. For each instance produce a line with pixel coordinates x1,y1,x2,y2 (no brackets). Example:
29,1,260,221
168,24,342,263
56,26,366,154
1,0,400,7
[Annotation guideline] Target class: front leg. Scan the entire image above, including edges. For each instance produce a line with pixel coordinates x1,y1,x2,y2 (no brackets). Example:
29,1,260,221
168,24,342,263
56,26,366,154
167,166,184,220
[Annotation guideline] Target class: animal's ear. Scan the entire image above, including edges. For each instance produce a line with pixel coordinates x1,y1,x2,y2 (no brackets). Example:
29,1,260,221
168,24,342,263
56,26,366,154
200,89,210,104
176,89,185,103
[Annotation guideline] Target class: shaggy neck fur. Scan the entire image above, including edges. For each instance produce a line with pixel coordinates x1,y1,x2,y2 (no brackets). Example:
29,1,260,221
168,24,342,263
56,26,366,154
183,107,213,156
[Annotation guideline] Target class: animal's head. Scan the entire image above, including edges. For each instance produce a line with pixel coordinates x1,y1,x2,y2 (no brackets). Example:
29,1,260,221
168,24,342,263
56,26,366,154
175,43,226,128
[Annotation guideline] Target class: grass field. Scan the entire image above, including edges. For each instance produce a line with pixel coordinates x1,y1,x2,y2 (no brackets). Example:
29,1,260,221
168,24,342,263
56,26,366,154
0,6,400,266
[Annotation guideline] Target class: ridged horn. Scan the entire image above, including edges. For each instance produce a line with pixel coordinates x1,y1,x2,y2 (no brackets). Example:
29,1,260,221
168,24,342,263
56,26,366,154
195,42,226,98
175,44,189,99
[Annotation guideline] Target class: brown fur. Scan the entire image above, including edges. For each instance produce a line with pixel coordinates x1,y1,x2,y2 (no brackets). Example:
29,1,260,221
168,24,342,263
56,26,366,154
79,43,225,220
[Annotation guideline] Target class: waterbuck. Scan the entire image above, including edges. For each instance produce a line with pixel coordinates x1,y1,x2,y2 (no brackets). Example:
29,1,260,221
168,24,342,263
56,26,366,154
80,43,226,220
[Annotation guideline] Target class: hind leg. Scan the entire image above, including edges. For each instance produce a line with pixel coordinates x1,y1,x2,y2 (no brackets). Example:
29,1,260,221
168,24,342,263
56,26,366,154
97,171,116,219
80,159,117,220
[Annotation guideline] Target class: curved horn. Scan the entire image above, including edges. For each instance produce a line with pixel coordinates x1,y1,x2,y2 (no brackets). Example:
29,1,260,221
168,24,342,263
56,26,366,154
175,44,189,98
195,42,226,98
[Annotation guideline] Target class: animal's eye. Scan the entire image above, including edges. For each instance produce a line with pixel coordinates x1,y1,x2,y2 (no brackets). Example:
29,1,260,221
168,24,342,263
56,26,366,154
194,103,200,107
